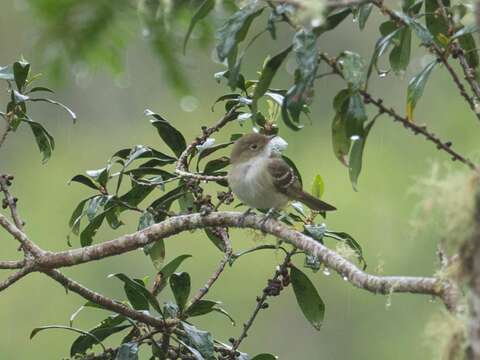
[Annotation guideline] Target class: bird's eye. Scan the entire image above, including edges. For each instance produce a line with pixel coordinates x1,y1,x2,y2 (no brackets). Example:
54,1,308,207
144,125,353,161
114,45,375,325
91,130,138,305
249,144,258,150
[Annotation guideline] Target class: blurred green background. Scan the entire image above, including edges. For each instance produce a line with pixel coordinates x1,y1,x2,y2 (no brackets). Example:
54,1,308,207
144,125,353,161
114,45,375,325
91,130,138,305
0,0,478,358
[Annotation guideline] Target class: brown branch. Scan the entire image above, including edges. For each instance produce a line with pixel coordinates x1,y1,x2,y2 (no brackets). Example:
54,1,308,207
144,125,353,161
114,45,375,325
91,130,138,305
43,269,177,330
0,174,24,230
320,53,477,170
175,108,239,182
187,229,232,308
0,265,33,292
0,260,25,269
33,212,454,308
0,123,10,149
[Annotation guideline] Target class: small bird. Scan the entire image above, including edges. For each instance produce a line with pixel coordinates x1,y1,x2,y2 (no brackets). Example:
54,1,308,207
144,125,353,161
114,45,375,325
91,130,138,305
228,133,336,213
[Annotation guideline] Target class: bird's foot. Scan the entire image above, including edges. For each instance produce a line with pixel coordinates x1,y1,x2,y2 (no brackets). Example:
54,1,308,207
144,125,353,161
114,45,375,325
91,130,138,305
259,208,275,233
239,208,254,227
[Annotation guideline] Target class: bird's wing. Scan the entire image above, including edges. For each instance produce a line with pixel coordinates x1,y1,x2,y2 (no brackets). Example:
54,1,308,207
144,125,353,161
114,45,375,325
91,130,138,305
266,157,301,196
267,157,336,211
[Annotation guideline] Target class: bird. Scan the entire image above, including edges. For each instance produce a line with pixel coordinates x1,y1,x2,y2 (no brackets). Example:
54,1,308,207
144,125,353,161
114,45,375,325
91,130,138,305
228,133,336,213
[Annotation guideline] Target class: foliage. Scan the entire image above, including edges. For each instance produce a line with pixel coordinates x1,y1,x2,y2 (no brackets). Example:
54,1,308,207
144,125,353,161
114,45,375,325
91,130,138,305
1,0,480,358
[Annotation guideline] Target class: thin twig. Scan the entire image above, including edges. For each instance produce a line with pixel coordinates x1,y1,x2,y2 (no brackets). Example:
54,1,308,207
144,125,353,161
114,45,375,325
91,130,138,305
0,124,10,149
175,107,239,182
320,53,477,170
0,265,33,292
187,229,232,307
230,249,295,355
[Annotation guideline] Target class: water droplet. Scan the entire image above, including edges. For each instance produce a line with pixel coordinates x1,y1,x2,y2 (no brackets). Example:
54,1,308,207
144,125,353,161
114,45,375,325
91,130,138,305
343,276,348,281
311,18,322,27
142,28,151,38
350,135,360,141
385,296,392,309
323,267,331,276
379,72,388,78
180,96,199,113
352,16,358,23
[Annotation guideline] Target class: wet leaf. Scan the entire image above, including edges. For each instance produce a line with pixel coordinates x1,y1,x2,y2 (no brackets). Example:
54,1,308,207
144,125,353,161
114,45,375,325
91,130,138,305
24,119,55,163
13,60,30,91
109,273,162,313
170,272,191,312
358,3,373,30
349,120,375,191
115,342,139,360
339,51,366,91
146,110,187,157
389,27,411,73
154,254,192,294
181,322,215,360
406,59,438,121
290,266,325,331
184,0,215,53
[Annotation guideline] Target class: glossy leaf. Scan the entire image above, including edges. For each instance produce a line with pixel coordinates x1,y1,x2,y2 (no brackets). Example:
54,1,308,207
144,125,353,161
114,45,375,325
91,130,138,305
13,60,30,91
69,175,99,191
311,175,325,199
170,272,191,312
358,3,373,30
216,3,264,61
406,60,438,121
394,11,433,44
146,110,187,157
184,0,215,53
204,156,230,174
349,120,375,191
144,240,166,270
25,119,55,163
181,322,215,360
154,254,192,294
68,197,95,235
332,113,351,167
339,51,366,91
70,315,130,356
425,0,449,45
0,65,14,80
185,300,235,324
29,98,77,122
314,8,351,36
80,211,107,246
290,266,325,331
253,46,292,101
389,27,411,73
109,273,162,313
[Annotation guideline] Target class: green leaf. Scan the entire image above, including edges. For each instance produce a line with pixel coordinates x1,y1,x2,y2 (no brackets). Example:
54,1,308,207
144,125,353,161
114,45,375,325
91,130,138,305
144,240,166,270
69,197,95,235
170,272,191,312
115,342,139,360
339,51,366,91
69,175,100,191
29,97,77,122
389,27,412,73
345,93,367,137
80,211,107,247
282,29,318,128
358,3,373,30
150,186,185,219
458,33,479,70
253,46,292,101
314,8,351,36
452,24,478,39
70,315,130,356
30,325,107,353
28,86,54,94
311,175,325,199
394,11,433,44
185,300,235,324
13,60,30,91
252,354,277,360
324,231,366,269
204,228,227,252
332,113,351,167
181,322,215,360
184,0,215,53
367,23,403,80
154,254,192,294
425,0,449,45
109,273,162,313
204,156,230,174
24,119,55,163
349,120,375,191
146,110,187,157
216,3,264,61
406,59,438,121
304,223,326,243
290,266,325,331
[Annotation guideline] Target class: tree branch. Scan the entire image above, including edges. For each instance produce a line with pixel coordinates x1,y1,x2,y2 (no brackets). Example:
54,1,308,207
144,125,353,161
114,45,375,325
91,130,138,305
320,53,477,170
187,229,232,308
0,265,33,292
0,260,25,269
32,211,454,308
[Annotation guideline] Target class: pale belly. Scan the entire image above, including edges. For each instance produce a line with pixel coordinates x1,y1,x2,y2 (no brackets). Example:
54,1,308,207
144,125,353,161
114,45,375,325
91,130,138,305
228,158,289,209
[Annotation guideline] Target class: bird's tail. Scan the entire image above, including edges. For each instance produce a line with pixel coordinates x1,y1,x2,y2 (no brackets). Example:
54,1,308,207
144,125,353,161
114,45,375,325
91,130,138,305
296,191,336,212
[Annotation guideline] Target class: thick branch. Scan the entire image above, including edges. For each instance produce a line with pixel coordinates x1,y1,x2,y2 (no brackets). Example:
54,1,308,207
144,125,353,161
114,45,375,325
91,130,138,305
0,260,25,269
35,212,453,306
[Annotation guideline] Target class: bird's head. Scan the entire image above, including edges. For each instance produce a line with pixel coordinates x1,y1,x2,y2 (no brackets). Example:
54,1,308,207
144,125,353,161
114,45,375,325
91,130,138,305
230,133,276,165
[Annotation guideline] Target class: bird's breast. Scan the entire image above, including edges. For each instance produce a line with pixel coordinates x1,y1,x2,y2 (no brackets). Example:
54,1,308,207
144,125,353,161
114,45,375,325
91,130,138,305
228,157,288,209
